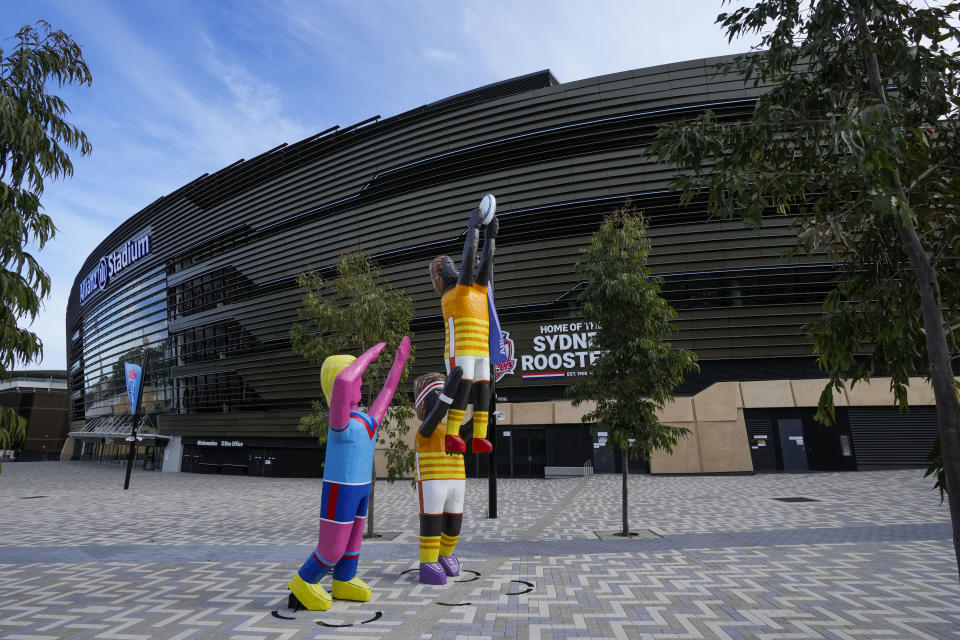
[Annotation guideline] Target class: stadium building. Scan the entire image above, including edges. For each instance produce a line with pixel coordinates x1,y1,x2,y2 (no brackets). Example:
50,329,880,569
65,56,943,478
0,371,69,462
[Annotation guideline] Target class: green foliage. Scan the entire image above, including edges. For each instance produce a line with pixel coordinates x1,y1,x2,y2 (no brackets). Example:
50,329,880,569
568,208,698,458
291,253,415,481
1,21,92,472
647,0,960,499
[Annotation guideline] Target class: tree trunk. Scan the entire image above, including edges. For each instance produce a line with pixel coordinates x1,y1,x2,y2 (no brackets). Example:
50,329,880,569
622,446,630,536
894,214,960,581
366,463,376,539
854,6,960,580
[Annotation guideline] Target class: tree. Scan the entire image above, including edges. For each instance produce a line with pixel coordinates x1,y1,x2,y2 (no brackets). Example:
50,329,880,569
647,0,960,577
568,209,698,536
0,22,92,472
291,252,415,537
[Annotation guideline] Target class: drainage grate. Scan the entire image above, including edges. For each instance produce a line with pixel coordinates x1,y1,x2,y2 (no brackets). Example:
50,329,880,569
20,495,49,499
773,497,819,502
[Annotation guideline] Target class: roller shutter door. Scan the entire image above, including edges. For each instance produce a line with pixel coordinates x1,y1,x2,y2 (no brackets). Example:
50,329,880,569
847,407,938,468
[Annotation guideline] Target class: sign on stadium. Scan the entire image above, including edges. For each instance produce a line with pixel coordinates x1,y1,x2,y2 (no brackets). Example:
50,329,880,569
78,231,152,303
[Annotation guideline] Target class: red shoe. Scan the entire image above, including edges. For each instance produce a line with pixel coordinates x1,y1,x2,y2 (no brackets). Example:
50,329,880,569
471,438,493,454
445,435,466,453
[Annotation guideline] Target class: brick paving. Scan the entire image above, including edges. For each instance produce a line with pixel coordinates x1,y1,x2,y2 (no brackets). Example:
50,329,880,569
1,462,958,639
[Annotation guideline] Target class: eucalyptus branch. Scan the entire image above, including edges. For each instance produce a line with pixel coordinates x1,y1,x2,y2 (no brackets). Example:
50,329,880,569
908,163,943,193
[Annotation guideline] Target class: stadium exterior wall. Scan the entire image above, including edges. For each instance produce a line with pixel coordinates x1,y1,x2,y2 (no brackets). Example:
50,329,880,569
65,56,943,478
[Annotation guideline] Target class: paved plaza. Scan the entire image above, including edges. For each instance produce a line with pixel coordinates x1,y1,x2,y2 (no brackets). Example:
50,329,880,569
1,463,958,639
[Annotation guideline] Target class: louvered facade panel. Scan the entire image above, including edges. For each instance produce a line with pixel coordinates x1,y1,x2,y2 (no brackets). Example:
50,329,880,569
66,57,875,472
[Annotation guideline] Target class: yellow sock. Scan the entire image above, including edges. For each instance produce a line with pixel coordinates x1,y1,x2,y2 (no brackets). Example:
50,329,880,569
438,533,459,557
420,536,440,563
446,409,465,436
472,411,489,440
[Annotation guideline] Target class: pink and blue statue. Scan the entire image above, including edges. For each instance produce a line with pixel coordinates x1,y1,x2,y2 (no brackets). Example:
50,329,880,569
288,337,411,611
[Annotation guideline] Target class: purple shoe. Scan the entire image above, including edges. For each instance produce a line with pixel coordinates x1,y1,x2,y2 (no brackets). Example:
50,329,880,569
438,555,460,577
419,562,447,585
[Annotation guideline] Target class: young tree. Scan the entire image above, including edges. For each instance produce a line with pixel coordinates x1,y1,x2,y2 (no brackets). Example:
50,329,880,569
292,252,415,536
568,209,698,536
0,22,92,472
647,0,960,577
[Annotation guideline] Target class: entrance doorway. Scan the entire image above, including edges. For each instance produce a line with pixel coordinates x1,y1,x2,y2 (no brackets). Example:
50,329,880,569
466,427,547,478
777,418,809,472
743,408,856,472
503,427,547,478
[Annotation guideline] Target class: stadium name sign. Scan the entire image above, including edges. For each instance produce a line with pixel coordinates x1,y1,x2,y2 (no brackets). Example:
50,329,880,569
78,232,152,303
519,322,605,380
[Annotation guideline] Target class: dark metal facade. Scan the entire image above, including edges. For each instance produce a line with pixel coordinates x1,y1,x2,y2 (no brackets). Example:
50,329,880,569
0,371,69,460
67,57,834,444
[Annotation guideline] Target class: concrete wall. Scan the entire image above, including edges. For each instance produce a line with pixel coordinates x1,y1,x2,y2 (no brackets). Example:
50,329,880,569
371,376,943,477
650,377,941,474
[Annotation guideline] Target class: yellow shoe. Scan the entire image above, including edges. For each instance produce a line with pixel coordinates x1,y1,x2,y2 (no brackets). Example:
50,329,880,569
288,574,332,611
331,576,371,602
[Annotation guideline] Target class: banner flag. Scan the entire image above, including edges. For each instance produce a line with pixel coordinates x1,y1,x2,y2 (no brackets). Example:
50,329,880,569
124,363,143,414
488,286,509,365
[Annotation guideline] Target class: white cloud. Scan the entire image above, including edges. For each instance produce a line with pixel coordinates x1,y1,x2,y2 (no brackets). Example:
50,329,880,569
420,48,463,67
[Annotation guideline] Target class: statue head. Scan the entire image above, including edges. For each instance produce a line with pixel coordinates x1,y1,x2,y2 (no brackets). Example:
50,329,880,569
430,255,457,294
320,354,357,406
413,371,445,421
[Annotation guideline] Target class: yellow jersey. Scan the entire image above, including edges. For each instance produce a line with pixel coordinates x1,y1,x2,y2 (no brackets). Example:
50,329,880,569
415,421,466,481
441,283,490,360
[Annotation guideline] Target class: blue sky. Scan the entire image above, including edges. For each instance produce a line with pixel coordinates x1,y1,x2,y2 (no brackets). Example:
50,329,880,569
4,0,745,371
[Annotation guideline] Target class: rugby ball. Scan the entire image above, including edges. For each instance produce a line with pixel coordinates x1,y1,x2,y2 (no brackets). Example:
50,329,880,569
478,193,496,225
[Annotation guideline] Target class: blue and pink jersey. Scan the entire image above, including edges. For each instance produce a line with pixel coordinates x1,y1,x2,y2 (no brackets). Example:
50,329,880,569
323,410,379,484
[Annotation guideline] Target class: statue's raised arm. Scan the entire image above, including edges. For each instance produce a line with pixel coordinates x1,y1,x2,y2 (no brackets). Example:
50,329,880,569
428,194,498,455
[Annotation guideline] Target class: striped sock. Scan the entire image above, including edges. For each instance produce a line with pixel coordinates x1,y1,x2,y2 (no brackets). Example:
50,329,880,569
333,551,360,582
445,409,465,437
298,551,332,583
472,410,489,440
438,533,459,557
420,536,441,563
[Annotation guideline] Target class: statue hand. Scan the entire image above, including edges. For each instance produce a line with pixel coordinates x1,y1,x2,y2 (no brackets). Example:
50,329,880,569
467,207,482,230
484,214,499,239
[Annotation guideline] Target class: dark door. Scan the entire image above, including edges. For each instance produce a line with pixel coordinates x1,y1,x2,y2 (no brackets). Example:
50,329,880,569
511,428,546,478
465,427,548,478
802,415,856,471
263,453,278,477
249,449,265,477
777,418,809,472
592,433,617,473
181,445,206,472
746,419,778,472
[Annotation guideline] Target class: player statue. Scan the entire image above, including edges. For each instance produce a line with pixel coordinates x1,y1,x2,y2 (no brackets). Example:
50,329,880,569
429,194,498,454
413,367,466,584
288,337,411,611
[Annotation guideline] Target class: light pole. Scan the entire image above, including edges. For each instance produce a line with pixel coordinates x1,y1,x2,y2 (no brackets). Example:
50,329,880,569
487,368,497,518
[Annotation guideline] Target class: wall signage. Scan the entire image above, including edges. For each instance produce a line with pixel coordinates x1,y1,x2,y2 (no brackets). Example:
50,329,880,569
78,231,152,303
518,322,604,380
196,439,244,448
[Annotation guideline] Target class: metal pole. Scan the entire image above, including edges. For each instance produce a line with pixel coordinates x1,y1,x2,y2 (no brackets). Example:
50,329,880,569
487,366,498,518
124,347,148,491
